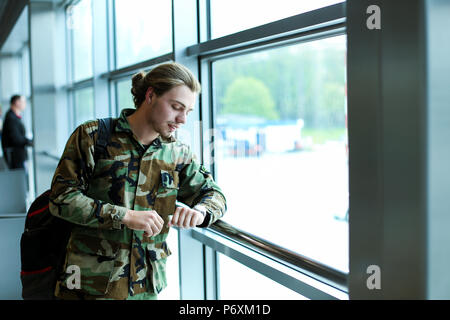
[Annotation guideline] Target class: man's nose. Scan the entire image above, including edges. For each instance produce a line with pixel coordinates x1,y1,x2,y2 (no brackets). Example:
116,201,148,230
176,112,187,124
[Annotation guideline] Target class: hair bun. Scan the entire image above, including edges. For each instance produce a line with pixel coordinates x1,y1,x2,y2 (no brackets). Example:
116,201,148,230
131,71,147,106
131,71,145,94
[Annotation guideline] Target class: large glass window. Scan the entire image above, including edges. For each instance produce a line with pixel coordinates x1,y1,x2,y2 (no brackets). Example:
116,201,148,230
73,87,94,127
68,0,93,82
210,0,344,39
212,35,348,272
114,0,173,69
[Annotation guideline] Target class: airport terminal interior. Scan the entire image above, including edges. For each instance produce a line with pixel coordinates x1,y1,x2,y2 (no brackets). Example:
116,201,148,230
0,0,449,300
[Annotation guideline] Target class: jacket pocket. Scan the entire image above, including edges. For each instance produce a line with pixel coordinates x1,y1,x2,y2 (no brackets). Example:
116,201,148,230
146,243,172,294
62,232,119,296
154,170,179,218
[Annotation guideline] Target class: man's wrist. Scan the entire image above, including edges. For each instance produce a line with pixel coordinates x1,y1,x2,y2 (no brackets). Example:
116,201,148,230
193,204,211,228
121,210,130,224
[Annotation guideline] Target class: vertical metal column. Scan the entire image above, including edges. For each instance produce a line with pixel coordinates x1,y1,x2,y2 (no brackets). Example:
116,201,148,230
348,0,428,298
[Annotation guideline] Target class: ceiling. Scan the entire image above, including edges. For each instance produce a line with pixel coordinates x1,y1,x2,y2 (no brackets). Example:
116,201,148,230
0,0,28,54
0,0,70,54
0,1,8,22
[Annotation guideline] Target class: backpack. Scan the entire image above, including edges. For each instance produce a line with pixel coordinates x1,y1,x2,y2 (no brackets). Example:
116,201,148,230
20,118,115,300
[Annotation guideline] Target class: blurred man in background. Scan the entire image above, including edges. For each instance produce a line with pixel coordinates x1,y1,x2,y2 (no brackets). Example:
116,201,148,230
1,95,33,169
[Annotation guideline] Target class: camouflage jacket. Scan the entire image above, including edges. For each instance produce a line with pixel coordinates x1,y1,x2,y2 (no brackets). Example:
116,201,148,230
49,108,227,300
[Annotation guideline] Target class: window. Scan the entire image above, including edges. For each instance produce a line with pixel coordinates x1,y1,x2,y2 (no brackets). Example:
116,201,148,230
73,87,94,127
218,253,306,299
114,0,173,69
115,78,134,114
212,35,348,272
210,0,344,39
68,0,93,81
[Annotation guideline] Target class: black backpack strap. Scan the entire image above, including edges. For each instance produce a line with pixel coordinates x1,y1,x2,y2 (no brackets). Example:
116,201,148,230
94,118,115,163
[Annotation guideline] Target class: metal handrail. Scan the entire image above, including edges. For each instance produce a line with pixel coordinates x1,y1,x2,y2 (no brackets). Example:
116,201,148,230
209,219,348,292
37,151,60,161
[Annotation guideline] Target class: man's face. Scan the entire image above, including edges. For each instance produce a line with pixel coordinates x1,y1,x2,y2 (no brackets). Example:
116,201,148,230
145,85,196,139
16,97,26,112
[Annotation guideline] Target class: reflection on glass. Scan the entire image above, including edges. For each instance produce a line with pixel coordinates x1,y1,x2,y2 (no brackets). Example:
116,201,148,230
116,78,134,113
212,35,348,272
114,0,173,68
218,253,306,300
74,87,94,127
210,0,344,39
69,0,93,81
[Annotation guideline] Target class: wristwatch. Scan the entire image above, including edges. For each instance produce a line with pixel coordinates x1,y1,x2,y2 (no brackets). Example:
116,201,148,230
193,204,207,217
193,204,211,228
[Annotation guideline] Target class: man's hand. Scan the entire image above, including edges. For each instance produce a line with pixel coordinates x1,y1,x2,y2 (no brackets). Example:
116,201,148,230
122,209,164,237
168,206,205,229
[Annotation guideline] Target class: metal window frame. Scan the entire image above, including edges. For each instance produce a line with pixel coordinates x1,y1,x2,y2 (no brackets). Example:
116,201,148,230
189,2,345,59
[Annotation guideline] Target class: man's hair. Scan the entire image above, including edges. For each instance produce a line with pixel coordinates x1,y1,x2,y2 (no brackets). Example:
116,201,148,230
130,62,201,108
10,95,22,106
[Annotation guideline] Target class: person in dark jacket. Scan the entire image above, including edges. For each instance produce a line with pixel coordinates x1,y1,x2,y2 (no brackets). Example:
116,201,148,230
1,95,33,169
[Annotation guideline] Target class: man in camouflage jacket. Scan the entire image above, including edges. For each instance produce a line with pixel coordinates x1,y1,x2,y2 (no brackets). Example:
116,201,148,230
49,81,226,299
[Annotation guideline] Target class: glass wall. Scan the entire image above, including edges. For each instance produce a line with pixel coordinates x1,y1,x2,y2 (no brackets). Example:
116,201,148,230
73,87,94,127
114,0,173,68
68,0,93,82
115,78,134,113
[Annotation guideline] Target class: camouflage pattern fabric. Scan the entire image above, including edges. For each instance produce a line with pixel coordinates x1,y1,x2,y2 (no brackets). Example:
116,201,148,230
49,108,227,300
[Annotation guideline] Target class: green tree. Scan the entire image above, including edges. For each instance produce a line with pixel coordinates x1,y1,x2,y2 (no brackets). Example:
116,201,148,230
221,77,279,120
214,39,346,128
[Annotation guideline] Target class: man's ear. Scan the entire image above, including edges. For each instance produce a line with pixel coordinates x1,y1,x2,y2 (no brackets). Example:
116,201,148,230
146,87,154,104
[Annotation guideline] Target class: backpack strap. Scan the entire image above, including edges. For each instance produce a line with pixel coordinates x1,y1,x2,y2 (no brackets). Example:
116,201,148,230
94,117,115,163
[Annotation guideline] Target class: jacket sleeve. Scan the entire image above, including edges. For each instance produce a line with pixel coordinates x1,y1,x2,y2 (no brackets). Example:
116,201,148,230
176,149,227,228
48,122,127,230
